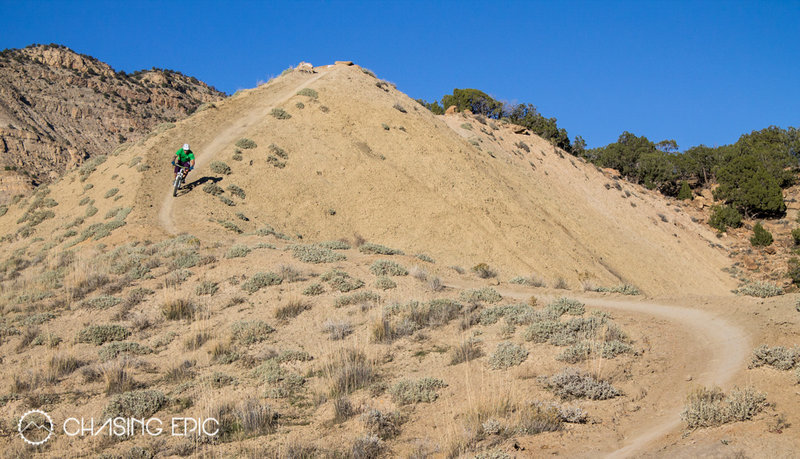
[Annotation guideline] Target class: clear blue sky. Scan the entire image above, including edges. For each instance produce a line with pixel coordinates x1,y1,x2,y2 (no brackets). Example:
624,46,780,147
1,0,798,149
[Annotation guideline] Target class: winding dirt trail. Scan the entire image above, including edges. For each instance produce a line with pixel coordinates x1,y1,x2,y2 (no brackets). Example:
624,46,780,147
453,282,750,457
158,70,329,234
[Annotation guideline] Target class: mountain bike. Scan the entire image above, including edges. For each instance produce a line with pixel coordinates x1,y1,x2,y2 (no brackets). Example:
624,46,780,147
172,163,190,197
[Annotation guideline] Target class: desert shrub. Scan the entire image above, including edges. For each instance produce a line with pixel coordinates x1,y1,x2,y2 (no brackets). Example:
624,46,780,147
227,184,246,199
359,243,404,255
210,161,232,175
241,272,282,293
735,281,783,298
325,348,375,396
594,284,641,295
488,342,528,369
103,390,165,419
318,240,350,250
450,339,483,365
202,182,224,195
0,205,7,217
547,297,585,316
235,138,257,149
543,368,621,400
297,88,318,99
82,295,122,309
374,276,396,290
217,219,243,233
303,283,325,296
362,409,402,439
600,340,633,358
460,287,502,304
390,377,447,405
85,205,98,217
218,196,236,206
749,345,800,370
750,222,773,246
556,341,593,363
77,324,131,345
788,258,800,285
48,353,84,380
323,319,353,340
333,396,354,422
415,253,434,263
276,299,312,320
381,123,390,130
792,228,800,245
335,291,380,308
471,263,496,278
225,244,251,258
517,402,563,435
161,298,195,320
104,188,119,198
370,259,408,276
79,155,107,182
271,108,291,119
681,386,766,428
709,205,742,232
99,342,153,361
393,103,407,113
196,281,219,296
322,269,364,292
351,435,385,459
292,244,346,263
232,320,275,344
479,303,537,325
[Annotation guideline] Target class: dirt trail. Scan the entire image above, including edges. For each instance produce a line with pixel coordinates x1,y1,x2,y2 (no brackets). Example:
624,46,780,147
457,283,750,458
158,70,329,234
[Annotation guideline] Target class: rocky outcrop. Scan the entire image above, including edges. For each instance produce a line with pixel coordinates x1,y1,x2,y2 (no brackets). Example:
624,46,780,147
0,44,225,197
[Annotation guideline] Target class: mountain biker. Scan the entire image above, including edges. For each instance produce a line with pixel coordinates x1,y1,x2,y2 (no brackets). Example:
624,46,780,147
172,143,195,180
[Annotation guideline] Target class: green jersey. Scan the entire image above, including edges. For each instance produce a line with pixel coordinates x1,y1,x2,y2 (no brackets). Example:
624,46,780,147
175,148,195,163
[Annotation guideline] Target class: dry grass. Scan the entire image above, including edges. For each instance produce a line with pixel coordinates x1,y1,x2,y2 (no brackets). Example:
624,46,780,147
275,298,312,320
325,348,376,396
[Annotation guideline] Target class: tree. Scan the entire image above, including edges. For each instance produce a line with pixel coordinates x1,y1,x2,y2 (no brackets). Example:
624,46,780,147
750,222,773,247
714,154,785,217
572,136,587,158
677,181,692,200
708,205,742,232
441,89,503,118
415,98,444,115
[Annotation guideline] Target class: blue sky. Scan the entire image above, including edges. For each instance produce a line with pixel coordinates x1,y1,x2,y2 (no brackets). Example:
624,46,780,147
1,0,797,149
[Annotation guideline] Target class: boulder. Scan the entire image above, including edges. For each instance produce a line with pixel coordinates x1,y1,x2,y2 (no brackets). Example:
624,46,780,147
445,105,457,115
335,61,353,66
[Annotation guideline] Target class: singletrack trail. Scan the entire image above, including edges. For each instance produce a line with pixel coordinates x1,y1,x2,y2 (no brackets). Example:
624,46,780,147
158,71,328,234
451,281,750,458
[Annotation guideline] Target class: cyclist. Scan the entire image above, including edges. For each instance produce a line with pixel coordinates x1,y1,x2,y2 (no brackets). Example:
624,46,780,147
172,143,195,180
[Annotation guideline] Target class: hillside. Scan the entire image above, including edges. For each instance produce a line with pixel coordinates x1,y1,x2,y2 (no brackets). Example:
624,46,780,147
0,61,798,458
0,44,225,197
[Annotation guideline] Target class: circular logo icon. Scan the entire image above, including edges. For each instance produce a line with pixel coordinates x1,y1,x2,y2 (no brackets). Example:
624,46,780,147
18,409,54,446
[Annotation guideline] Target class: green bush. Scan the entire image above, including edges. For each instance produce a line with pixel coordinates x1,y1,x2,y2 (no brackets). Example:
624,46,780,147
708,205,742,232
210,161,231,175
789,258,800,285
792,228,800,245
235,138,257,149
677,181,692,200
104,188,119,198
76,324,131,345
750,222,773,246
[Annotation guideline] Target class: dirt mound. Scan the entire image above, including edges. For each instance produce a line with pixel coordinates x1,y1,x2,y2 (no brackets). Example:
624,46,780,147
0,62,734,296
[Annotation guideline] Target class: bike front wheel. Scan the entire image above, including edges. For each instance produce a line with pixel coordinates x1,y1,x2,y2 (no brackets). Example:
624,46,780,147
173,175,182,197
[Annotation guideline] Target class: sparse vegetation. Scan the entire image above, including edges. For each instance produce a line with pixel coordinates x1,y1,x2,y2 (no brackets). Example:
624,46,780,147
232,320,275,344
76,324,131,345
303,283,325,296
324,319,353,340
271,107,291,119
450,338,483,365
681,386,766,428
225,244,251,258
749,345,799,370
236,138,257,149
735,281,784,298
374,276,397,290
292,244,346,263
370,259,408,276
488,342,528,369
297,88,318,99
103,390,165,419
459,287,502,304
210,161,232,175
471,263,496,279
543,368,621,400
359,242,404,255
241,272,282,293
390,377,447,404
161,297,195,320
276,299,312,320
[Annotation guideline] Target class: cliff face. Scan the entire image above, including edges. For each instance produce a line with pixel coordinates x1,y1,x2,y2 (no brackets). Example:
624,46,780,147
0,44,225,198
